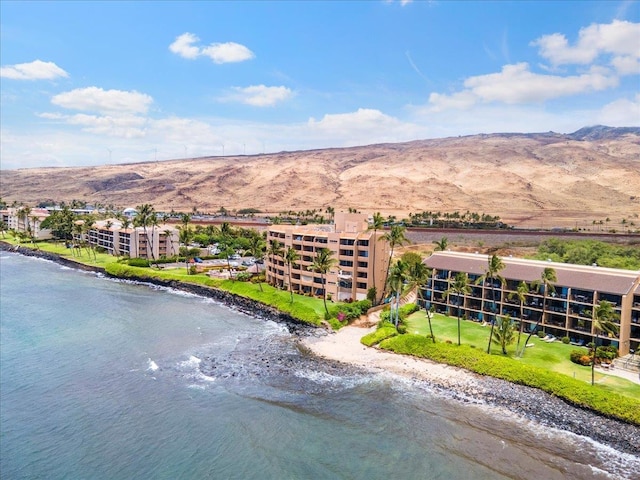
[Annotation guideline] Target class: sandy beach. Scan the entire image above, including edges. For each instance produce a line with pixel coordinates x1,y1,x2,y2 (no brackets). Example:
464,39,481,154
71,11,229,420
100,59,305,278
301,324,480,386
302,323,640,386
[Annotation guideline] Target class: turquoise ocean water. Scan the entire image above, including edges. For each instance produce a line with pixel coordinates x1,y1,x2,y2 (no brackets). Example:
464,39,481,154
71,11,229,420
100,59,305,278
1,253,638,479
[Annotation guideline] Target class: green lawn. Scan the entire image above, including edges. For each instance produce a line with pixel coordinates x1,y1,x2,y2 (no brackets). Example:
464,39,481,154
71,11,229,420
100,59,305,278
7,239,329,325
406,310,640,398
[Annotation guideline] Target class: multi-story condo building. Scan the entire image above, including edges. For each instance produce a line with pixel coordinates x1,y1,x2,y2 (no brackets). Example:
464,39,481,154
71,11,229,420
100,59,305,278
421,251,640,356
265,213,390,302
1,207,52,240
81,220,179,259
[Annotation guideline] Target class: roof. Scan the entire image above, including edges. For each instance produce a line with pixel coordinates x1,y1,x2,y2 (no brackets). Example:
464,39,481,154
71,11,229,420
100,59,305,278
424,251,640,295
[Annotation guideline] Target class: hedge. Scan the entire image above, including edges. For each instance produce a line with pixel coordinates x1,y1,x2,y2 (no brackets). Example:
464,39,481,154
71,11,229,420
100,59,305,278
379,334,640,426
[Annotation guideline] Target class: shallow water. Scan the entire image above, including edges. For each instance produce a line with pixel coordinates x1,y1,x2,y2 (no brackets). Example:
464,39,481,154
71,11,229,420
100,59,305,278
1,253,639,479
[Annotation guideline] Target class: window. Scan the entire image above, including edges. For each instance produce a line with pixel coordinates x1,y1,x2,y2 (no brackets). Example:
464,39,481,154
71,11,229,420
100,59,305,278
340,260,354,267
358,261,368,268
357,282,368,290
357,239,369,246
340,239,355,246
340,249,354,256
358,250,368,257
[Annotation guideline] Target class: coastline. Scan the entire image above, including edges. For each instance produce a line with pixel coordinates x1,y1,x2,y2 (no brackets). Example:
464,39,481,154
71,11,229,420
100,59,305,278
301,326,640,457
3,243,640,458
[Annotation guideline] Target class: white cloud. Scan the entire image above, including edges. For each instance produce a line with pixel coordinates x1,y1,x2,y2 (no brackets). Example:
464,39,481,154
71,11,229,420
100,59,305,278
51,87,153,114
223,85,293,106
427,63,619,110
308,108,403,133
598,93,640,126
169,32,201,59
201,42,255,64
611,55,640,75
0,60,69,80
532,20,640,70
169,32,255,63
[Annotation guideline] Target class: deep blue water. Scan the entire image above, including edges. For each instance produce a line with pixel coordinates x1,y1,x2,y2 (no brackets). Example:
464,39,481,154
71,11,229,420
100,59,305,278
1,253,638,479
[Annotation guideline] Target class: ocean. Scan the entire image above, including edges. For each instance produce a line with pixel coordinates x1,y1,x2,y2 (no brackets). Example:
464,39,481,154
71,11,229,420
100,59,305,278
1,252,638,479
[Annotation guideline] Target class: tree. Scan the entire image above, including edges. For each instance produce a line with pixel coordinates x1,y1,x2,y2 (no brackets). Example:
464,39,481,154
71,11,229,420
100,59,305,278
163,229,174,258
380,224,409,302
0,219,7,238
433,237,448,251
508,281,529,354
445,272,470,346
308,247,337,315
247,233,266,291
386,260,409,327
492,315,516,354
368,212,385,305
590,300,620,386
284,246,299,303
134,204,157,262
519,267,557,357
425,305,436,343
267,239,284,286
476,254,506,354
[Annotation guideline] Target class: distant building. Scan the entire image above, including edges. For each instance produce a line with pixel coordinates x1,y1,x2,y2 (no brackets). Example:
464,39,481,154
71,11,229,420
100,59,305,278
421,251,640,356
265,212,390,302
79,219,179,259
1,207,52,240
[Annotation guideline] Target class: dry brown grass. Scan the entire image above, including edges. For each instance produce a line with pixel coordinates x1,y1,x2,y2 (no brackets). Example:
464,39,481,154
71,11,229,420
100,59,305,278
2,131,639,229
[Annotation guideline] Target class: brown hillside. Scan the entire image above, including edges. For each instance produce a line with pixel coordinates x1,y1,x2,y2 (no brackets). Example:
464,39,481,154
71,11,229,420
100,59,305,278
1,128,639,228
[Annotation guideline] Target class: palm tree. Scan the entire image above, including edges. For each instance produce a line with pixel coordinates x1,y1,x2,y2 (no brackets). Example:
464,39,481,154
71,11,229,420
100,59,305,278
425,305,436,343
508,281,529,354
308,247,337,315
407,261,430,307
267,239,284,286
386,260,409,327
492,315,516,354
476,254,506,354
247,233,266,291
445,272,471,346
380,224,409,302
285,246,299,303
134,204,157,262
519,267,557,358
368,212,385,305
590,300,620,386
163,229,174,258
432,237,448,251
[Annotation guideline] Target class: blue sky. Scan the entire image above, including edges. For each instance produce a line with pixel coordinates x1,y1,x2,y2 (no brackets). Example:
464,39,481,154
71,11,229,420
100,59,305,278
1,0,638,170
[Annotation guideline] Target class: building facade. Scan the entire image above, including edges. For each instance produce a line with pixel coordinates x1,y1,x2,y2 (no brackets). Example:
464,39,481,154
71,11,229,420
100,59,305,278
1,207,52,240
265,213,390,302
81,220,179,259
421,251,640,356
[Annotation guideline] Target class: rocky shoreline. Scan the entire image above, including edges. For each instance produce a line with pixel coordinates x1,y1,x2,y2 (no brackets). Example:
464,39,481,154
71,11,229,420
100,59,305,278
3,243,639,460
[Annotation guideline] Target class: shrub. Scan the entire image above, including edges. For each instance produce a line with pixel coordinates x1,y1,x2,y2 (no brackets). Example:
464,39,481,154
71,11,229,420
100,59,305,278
562,336,570,344
361,325,398,346
379,334,640,426
537,331,545,338
127,258,150,267
570,350,591,365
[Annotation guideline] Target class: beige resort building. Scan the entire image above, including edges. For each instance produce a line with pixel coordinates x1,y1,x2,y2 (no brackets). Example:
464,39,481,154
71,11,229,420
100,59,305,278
78,219,179,259
422,251,640,356
265,213,390,302
1,207,52,240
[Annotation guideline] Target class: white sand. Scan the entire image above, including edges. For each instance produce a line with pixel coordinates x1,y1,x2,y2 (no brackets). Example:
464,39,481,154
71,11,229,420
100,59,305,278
301,325,478,385
301,325,640,386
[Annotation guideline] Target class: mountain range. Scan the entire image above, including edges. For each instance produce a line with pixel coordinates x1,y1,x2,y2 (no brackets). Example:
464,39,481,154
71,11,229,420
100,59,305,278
1,125,638,228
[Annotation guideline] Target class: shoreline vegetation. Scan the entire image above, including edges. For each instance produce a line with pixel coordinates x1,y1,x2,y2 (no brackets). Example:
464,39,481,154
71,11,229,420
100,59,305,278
2,241,640,456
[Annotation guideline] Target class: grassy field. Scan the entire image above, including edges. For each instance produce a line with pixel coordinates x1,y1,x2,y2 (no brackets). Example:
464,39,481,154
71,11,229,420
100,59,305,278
406,310,640,398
